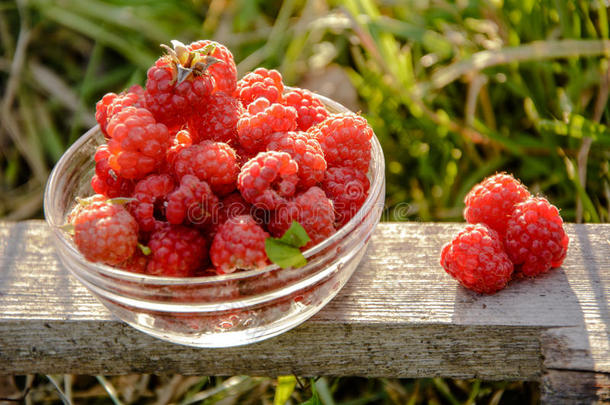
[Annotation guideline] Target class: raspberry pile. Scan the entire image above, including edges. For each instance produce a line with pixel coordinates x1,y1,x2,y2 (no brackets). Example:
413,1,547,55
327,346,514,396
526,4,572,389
440,173,569,294
68,39,374,277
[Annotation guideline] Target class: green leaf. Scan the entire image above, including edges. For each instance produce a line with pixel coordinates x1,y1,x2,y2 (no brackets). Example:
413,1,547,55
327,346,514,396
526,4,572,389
278,221,310,248
265,239,307,269
299,380,322,405
273,375,297,405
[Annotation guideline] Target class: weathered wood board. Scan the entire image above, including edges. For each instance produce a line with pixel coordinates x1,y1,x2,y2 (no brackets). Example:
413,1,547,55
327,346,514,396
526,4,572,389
0,221,608,403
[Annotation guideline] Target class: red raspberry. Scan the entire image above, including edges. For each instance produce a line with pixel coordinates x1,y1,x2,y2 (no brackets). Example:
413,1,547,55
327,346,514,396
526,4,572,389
238,151,299,210
283,88,329,130
237,98,297,152
266,131,326,188
269,186,336,248
96,85,147,137
505,197,569,277
71,195,138,266
210,215,269,274
188,92,241,144
440,224,514,294
216,192,252,225
91,145,134,198
165,129,193,170
117,249,148,274
146,223,208,277
234,67,284,106
322,167,370,227
464,173,530,238
173,141,239,196
188,40,237,94
145,44,216,128
166,174,219,228
309,114,373,173
130,174,175,232
106,107,170,179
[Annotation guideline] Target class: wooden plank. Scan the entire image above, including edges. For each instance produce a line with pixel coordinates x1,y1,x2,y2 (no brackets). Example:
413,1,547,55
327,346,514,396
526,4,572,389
541,370,610,404
0,221,608,383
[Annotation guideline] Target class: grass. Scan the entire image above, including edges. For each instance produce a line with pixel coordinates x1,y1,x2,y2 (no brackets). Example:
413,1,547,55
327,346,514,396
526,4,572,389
1,0,608,403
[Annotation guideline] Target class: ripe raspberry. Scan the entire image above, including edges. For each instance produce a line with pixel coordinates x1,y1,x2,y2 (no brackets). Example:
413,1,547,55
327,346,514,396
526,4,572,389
173,141,239,196
237,97,297,152
210,215,269,274
283,88,329,130
117,249,148,274
146,223,208,277
238,151,299,209
95,85,146,137
309,114,373,173
188,40,237,94
440,224,514,294
145,43,216,128
165,129,193,170
322,167,370,227
266,131,326,188
216,192,252,225
234,67,284,106
106,107,170,179
166,174,219,228
269,186,336,248
130,174,175,232
505,197,569,277
188,92,241,144
464,173,530,238
71,196,138,266
91,145,134,198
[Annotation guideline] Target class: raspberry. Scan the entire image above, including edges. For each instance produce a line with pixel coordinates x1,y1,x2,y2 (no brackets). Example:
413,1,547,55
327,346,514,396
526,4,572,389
146,223,208,277
283,88,329,130
309,114,373,172
216,192,252,225
106,107,170,179
165,129,193,170
173,141,239,196
210,215,269,274
188,40,237,94
130,174,175,232
117,249,148,274
91,145,134,198
71,195,138,266
266,131,326,188
237,97,297,152
238,151,299,209
145,44,216,128
269,186,336,248
95,85,146,137
188,92,241,144
464,173,530,238
166,174,219,228
234,67,284,106
505,197,569,277
322,167,370,227
440,224,514,294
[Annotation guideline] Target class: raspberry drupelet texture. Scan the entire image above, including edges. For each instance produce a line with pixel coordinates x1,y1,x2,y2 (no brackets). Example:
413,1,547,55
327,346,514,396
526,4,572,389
309,114,373,173
238,151,299,210
91,145,134,198
146,223,208,277
269,186,336,248
505,197,569,277
464,173,531,238
96,85,146,137
173,141,239,196
130,174,175,232
70,195,138,266
210,215,269,274
237,97,297,152
188,92,241,144
164,129,193,171
105,107,170,179
322,166,370,227
440,224,514,294
187,40,237,94
234,67,284,106
266,131,326,188
166,174,219,228
283,88,329,131
117,249,149,274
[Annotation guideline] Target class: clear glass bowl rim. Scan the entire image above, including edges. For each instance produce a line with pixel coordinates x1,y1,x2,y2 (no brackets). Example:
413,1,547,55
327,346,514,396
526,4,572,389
43,92,385,286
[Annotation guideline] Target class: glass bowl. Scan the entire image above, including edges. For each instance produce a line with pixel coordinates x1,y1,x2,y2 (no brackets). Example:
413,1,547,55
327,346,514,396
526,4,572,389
44,94,385,347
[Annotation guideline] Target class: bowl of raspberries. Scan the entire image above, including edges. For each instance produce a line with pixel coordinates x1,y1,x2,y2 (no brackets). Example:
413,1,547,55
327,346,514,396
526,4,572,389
43,40,385,347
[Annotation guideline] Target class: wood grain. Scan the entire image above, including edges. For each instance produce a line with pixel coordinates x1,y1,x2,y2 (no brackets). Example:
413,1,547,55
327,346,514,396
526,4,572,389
0,221,608,401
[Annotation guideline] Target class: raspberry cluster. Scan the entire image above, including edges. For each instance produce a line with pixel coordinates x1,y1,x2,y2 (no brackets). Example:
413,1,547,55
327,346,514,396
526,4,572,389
70,39,375,277
440,173,569,294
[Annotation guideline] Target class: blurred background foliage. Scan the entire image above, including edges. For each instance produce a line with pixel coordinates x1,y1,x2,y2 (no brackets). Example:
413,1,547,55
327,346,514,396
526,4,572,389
1,0,608,403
